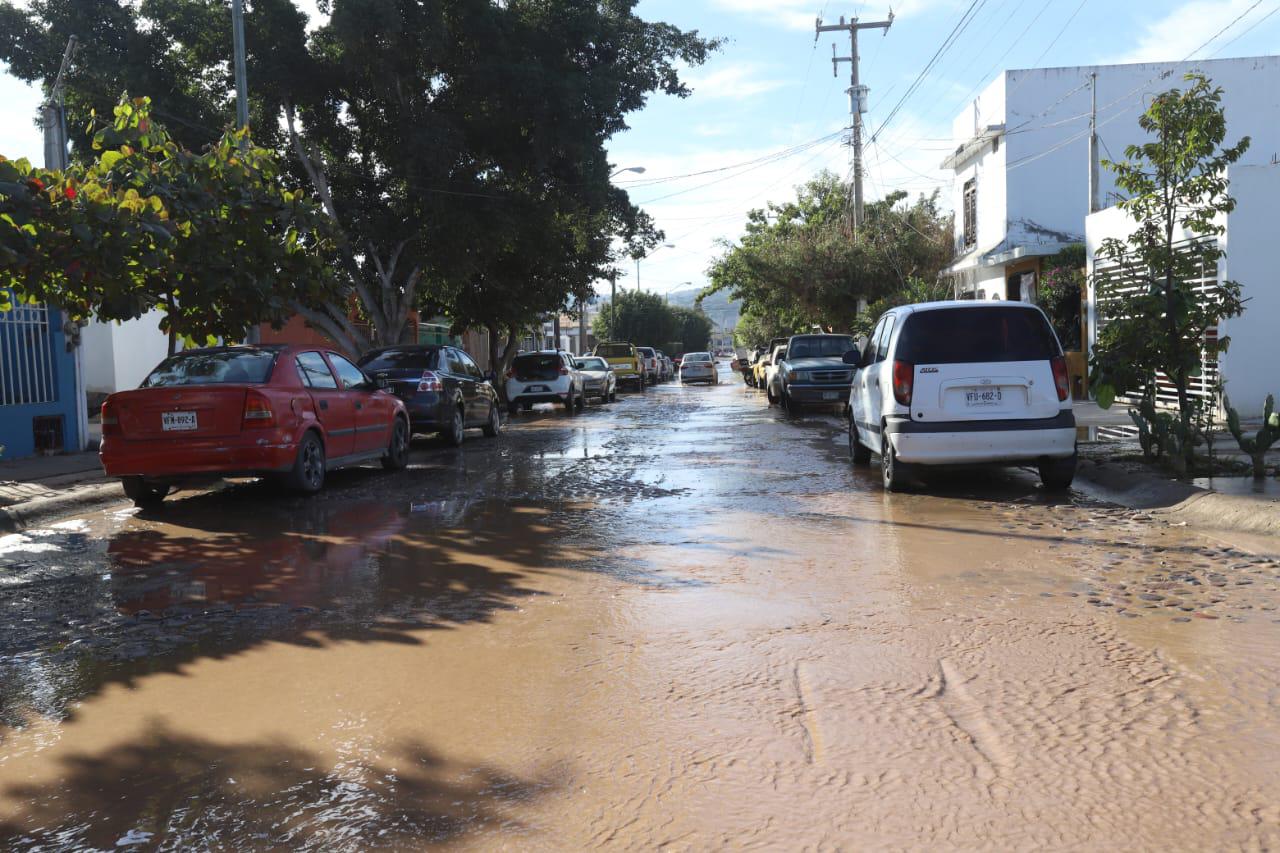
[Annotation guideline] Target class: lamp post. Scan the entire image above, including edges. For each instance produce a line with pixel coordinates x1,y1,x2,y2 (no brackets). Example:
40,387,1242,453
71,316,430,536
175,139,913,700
636,242,675,292
610,165,646,178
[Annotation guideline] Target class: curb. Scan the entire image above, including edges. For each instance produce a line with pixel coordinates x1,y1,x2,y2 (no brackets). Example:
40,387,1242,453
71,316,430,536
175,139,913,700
0,482,124,535
1073,459,1280,537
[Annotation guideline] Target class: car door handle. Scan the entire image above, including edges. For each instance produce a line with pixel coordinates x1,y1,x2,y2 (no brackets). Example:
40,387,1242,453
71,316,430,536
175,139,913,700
319,400,329,410
355,402,363,410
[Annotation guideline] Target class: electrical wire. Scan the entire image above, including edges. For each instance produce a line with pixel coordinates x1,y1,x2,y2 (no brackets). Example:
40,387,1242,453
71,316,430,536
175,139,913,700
1210,1,1280,55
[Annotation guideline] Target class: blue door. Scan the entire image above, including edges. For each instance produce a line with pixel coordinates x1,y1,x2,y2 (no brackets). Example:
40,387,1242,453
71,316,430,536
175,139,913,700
0,295,81,458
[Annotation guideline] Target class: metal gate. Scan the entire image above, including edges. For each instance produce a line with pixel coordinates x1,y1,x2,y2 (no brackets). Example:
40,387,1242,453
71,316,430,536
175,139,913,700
0,297,59,407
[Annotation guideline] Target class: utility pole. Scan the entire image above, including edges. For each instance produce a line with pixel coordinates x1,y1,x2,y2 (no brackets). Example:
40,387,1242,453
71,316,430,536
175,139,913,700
231,0,250,130
1088,71,1100,213
42,36,77,171
610,270,618,339
816,11,893,231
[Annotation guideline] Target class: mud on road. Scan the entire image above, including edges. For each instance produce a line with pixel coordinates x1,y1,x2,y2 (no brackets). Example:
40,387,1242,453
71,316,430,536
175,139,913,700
2,367,1279,849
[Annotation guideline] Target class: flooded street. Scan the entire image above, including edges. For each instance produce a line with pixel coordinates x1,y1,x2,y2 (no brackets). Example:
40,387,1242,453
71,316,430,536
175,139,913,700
2,365,1279,849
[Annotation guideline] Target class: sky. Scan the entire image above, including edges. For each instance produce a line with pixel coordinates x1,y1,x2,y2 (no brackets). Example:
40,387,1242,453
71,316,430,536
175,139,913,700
4,0,1280,301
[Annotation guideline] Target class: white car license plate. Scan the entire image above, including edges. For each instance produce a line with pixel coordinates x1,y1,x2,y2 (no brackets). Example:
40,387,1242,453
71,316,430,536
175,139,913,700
965,388,1004,406
162,411,198,431
822,391,839,401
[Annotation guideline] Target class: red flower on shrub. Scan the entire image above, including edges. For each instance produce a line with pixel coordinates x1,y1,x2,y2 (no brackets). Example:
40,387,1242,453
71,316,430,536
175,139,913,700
64,183,77,200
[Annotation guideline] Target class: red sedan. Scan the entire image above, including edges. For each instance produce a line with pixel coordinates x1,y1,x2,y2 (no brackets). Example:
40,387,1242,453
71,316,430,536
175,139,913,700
100,345,409,506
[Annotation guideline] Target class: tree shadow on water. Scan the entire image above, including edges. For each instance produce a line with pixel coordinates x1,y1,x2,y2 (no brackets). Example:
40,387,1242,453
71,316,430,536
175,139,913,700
0,721,558,849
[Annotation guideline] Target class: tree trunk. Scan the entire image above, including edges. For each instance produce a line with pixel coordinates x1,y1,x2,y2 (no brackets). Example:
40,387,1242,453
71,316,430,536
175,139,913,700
492,324,521,402
165,293,177,356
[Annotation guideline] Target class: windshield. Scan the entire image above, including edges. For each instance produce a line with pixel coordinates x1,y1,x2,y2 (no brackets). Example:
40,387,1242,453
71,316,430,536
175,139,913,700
636,347,655,357
358,348,438,371
142,350,277,387
786,336,856,359
896,307,1061,364
513,354,561,372
683,352,711,363
577,358,608,371
595,344,633,358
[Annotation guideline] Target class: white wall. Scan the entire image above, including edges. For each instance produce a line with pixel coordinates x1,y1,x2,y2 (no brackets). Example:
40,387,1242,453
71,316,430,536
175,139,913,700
81,311,171,393
1219,164,1280,413
951,55,1280,268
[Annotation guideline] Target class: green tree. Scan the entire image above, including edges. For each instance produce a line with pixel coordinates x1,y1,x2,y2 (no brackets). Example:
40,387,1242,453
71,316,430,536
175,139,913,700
1089,74,1249,475
670,305,712,354
593,290,676,347
0,96,338,351
704,172,952,335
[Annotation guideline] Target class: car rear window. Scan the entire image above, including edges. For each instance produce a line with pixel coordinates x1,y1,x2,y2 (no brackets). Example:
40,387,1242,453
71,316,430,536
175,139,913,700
895,307,1061,364
513,354,561,372
636,347,655,357
684,352,711,362
359,348,438,371
596,344,633,357
786,336,856,358
141,350,277,387
577,357,608,370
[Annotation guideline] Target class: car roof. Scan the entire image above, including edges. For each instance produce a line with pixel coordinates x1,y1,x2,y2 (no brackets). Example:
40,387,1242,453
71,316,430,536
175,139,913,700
788,333,852,339
167,344,288,356
366,344,441,352
891,299,1045,316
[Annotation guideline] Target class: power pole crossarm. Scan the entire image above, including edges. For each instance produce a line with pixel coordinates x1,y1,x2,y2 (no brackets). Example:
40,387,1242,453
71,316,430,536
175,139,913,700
816,12,893,232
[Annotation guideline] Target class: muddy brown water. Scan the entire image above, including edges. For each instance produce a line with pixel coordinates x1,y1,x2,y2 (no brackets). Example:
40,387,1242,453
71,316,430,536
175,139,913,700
2,365,1279,849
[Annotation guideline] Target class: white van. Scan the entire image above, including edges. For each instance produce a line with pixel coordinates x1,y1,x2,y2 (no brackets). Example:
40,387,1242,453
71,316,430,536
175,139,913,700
846,301,1076,491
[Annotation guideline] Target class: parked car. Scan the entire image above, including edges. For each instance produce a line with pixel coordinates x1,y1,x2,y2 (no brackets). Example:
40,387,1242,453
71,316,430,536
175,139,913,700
505,350,585,415
679,351,718,385
636,346,660,385
594,342,645,390
657,352,674,382
775,334,857,416
847,301,1076,492
359,344,501,444
764,343,789,405
575,356,618,402
100,345,410,506
672,355,683,372
753,337,789,389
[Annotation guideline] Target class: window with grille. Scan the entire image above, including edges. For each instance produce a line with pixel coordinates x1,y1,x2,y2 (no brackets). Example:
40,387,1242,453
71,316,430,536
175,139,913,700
962,179,977,250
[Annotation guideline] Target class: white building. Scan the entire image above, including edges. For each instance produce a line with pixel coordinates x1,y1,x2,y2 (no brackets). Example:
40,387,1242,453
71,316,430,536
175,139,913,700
80,312,171,401
1086,162,1280,418
943,55,1280,304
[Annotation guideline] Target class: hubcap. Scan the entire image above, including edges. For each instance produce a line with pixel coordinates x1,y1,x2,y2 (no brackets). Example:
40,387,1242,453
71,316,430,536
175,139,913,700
394,422,406,457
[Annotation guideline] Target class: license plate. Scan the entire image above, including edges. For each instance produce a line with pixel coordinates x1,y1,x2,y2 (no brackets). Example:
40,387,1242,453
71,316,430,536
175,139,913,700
822,391,839,401
965,388,1004,406
528,385,548,392
162,411,197,431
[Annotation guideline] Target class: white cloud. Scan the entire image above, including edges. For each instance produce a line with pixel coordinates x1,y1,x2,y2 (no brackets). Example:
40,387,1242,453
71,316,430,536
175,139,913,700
685,62,787,100
0,71,44,164
1113,0,1271,64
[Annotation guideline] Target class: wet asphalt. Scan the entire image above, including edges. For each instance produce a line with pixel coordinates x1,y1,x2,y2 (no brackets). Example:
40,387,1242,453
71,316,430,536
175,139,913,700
1,363,1279,849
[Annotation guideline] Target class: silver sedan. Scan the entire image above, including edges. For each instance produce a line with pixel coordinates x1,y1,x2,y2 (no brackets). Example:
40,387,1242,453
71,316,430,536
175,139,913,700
575,356,618,402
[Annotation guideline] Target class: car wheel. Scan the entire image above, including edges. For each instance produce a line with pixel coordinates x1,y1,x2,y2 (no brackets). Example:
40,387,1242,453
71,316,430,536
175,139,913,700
444,403,465,446
121,476,170,508
881,437,908,492
849,420,871,465
1039,452,1077,491
575,391,585,412
507,401,520,417
766,385,777,405
521,401,533,411
482,403,501,437
286,431,326,494
381,417,409,470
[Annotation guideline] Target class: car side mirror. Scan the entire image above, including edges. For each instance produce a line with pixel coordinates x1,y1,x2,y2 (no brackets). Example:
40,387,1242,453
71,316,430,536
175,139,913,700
841,349,860,365
374,374,390,390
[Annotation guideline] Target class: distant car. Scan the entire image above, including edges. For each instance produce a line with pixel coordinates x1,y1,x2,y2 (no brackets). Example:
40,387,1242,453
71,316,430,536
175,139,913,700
575,356,618,402
359,345,501,445
505,350,585,414
636,346,660,385
764,343,789,404
753,337,789,389
679,351,718,385
655,351,674,382
848,301,1076,492
100,345,410,506
775,334,857,416
594,342,645,390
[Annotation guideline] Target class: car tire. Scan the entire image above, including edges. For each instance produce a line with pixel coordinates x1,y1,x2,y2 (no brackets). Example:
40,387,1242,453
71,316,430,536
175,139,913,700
122,476,170,508
782,391,799,417
381,417,409,470
849,420,871,465
881,437,908,492
521,401,533,411
1039,452,1077,491
507,401,520,417
575,391,585,412
285,431,326,494
444,403,466,446
481,403,501,437
766,385,777,405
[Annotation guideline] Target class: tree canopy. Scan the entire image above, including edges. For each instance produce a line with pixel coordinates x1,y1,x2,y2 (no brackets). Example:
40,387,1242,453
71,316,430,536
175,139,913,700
704,171,952,343
592,290,711,354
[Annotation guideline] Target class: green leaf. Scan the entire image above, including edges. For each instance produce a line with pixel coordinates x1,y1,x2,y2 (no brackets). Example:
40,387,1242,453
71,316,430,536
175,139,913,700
1096,384,1116,410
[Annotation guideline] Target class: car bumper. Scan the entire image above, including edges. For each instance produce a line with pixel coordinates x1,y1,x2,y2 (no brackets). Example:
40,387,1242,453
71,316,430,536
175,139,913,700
399,391,449,429
512,392,574,405
101,434,298,479
786,383,853,404
884,411,1076,465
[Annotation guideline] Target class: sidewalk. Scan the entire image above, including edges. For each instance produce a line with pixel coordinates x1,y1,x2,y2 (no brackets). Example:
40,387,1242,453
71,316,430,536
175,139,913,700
0,448,122,534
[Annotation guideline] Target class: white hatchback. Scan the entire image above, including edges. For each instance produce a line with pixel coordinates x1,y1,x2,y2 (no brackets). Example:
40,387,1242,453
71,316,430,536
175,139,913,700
847,301,1076,492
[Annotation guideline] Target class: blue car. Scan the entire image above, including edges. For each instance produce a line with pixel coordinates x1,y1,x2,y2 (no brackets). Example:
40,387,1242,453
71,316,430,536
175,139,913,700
358,345,501,446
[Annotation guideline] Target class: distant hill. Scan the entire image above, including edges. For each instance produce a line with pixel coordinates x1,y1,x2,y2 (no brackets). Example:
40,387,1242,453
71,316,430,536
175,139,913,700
665,287,740,329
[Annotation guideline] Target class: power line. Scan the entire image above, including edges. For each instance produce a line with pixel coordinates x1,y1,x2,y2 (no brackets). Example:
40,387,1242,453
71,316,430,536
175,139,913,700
1210,1,1280,55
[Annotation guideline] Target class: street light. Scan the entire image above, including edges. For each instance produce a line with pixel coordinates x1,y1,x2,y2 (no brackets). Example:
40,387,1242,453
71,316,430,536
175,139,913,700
636,242,675,292
610,165,646,178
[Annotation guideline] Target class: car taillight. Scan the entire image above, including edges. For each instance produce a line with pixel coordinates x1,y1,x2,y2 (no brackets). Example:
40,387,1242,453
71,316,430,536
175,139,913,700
242,391,275,428
892,360,914,406
504,368,515,379
1051,356,1070,402
418,370,443,392
101,401,121,436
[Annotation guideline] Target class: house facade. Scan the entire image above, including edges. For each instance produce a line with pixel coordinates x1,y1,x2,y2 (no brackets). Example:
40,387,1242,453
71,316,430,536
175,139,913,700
943,55,1280,303
1086,162,1280,418
0,297,87,458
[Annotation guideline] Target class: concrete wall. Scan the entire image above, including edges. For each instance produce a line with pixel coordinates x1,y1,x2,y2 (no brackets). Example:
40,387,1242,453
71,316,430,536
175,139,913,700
81,312,171,394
